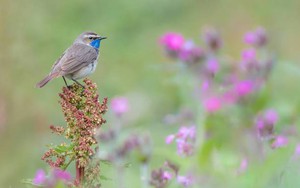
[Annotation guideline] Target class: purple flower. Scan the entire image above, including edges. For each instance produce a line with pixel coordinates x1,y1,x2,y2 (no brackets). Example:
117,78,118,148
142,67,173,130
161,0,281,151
205,58,219,75
237,158,248,174
167,126,196,157
165,134,175,144
111,97,129,117
33,169,47,185
162,171,173,180
177,175,193,187
53,168,72,182
176,139,194,156
264,109,278,125
201,80,210,92
160,32,185,51
244,32,257,45
177,126,196,140
256,109,278,139
271,135,288,149
203,97,222,113
234,80,254,97
179,40,204,63
242,48,256,62
244,27,267,47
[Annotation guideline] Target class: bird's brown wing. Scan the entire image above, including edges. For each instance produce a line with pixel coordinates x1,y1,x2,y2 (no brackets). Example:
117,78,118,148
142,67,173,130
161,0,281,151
50,51,67,74
58,43,98,75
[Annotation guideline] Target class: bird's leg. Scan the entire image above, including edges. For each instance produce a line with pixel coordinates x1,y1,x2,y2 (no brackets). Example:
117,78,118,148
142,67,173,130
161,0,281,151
62,76,70,88
72,79,85,89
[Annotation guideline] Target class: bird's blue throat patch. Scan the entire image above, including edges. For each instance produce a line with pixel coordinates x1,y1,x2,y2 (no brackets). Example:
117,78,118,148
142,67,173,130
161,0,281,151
90,39,100,49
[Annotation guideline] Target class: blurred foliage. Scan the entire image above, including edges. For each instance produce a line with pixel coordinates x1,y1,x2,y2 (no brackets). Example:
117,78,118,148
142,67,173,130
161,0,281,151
1,0,300,187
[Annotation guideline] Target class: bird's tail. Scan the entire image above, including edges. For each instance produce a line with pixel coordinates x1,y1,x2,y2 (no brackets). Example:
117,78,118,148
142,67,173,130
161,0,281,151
36,73,59,88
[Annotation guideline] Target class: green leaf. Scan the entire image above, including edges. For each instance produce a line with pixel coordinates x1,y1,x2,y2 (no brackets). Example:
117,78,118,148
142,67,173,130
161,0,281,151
54,144,74,154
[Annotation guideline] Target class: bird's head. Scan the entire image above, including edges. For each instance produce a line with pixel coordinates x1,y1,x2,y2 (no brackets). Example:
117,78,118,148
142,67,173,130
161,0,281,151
75,31,107,49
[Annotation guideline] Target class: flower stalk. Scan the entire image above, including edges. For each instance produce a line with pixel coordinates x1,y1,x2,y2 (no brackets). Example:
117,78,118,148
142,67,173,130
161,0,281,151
41,78,108,186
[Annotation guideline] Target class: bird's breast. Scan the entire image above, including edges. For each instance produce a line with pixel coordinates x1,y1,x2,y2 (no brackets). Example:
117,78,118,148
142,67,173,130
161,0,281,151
69,59,98,80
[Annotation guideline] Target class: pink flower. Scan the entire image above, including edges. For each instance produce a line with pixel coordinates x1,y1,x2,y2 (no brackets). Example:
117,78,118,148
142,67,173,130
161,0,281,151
244,32,257,45
237,158,248,174
201,80,210,92
33,169,47,185
234,80,254,97
162,171,173,180
205,58,219,75
244,27,267,47
177,126,196,140
177,175,193,187
222,90,238,104
255,109,278,139
160,32,185,51
111,97,129,117
242,48,256,62
165,134,175,144
53,168,72,181
179,40,204,63
176,140,194,156
203,97,222,113
167,126,196,157
264,109,278,125
271,135,288,149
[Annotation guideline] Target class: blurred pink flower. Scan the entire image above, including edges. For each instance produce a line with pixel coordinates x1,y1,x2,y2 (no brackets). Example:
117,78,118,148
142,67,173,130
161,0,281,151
53,168,72,181
205,58,219,75
234,80,254,97
244,27,267,47
162,171,173,180
237,158,248,174
256,109,278,140
271,135,288,149
177,126,196,140
244,32,257,45
264,109,278,125
203,97,222,113
176,139,194,156
33,169,47,185
201,80,210,92
242,48,256,62
177,175,193,187
160,32,185,51
111,97,129,117
179,40,204,63
166,126,196,157
165,134,175,144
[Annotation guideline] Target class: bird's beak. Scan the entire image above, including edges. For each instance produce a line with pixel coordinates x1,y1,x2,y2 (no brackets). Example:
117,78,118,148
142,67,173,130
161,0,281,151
99,36,107,40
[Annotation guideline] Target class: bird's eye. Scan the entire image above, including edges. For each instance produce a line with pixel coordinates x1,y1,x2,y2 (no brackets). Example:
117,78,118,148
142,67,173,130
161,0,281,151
89,37,93,40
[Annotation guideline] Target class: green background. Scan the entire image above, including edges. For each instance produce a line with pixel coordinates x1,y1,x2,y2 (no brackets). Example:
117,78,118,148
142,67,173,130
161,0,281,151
1,0,300,187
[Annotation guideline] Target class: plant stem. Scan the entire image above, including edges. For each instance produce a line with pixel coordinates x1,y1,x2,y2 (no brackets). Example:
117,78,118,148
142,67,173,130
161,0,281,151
76,160,85,184
62,156,75,170
140,163,149,188
116,164,124,188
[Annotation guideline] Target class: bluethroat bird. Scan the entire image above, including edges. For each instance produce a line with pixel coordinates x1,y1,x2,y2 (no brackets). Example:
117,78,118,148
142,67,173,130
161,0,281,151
36,31,106,88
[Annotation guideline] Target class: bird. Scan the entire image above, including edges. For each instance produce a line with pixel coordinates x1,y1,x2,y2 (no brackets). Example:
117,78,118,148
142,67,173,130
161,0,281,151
36,31,107,88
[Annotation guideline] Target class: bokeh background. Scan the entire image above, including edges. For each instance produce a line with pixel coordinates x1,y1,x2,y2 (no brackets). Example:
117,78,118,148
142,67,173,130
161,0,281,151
1,0,300,187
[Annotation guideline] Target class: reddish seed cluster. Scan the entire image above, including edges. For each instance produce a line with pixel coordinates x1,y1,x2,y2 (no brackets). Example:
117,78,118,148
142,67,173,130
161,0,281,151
42,78,107,169
42,148,65,168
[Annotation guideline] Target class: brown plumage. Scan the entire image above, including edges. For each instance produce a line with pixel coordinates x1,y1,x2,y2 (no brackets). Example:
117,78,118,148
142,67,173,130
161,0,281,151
36,31,105,88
